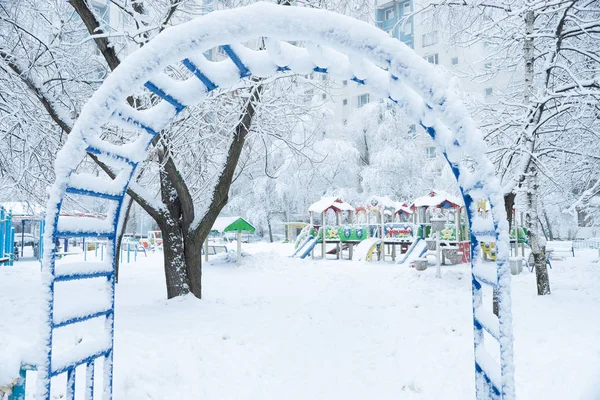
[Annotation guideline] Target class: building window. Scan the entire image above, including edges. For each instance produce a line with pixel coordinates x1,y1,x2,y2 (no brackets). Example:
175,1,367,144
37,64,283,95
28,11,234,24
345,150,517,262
425,54,439,64
357,93,370,107
451,57,459,65
322,93,327,100
485,87,493,96
343,80,348,86
385,8,395,21
422,31,438,47
343,98,348,105
426,146,437,159
402,19,413,35
403,1,410,14
343,119,348,126
321,74,327,80
409,124,417,139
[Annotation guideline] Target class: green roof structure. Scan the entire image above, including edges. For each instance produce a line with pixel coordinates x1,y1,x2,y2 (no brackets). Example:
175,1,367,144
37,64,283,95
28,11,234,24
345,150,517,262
211,216,256,234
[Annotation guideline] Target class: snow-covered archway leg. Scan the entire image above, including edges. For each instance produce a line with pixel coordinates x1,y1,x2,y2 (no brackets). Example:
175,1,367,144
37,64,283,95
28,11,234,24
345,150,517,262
40,4,514,399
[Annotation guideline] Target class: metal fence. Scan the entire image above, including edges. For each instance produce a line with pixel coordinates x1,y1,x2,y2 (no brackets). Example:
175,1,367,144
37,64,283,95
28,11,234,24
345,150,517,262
573,240,600,249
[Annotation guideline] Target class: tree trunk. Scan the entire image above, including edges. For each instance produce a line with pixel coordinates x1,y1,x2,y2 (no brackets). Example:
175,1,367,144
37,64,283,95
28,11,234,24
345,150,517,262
525,165,551,295
493,192,516,316
115,195,135,283
267,213,274,243
542,206,554,240
160,220,191,299
156,83,263,299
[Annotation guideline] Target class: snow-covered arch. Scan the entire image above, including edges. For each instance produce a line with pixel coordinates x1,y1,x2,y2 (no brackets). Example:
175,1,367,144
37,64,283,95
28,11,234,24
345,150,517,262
40,3,514,399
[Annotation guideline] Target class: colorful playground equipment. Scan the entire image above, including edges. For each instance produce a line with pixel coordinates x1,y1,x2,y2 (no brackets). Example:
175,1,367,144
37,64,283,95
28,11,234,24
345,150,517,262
293,192,473,266
478,200,529,262
11,5,515,399
0,206,15,266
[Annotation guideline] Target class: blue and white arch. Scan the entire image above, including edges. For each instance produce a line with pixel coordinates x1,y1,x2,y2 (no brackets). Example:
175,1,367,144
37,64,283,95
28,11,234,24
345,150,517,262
41,3,514,399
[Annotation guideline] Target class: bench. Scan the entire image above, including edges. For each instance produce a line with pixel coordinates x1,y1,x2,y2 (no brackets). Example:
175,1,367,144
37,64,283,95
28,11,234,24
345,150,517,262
203,245,228,255
546,241,574,259
55,251,79,259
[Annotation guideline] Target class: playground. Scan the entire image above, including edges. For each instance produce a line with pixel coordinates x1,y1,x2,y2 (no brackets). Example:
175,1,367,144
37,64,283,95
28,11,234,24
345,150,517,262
1,243,599,399
0,2,597,400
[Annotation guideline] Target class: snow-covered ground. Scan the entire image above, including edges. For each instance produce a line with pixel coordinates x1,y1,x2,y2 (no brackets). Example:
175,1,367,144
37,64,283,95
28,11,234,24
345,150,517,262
1,243,599,399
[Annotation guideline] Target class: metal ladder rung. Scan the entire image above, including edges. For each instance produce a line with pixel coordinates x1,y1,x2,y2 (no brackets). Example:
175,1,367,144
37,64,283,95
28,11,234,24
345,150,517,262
67,172,128,201
474,308,500,340
55,231,114,239
474,346,501,393
86,146,136,167
182,58,219,92
65,187,123,201
472,264,498,288
53,309,113,329
56,216,114,239
54,271,113,282
144,81,186,113
51,345,111,377
221,44,251,78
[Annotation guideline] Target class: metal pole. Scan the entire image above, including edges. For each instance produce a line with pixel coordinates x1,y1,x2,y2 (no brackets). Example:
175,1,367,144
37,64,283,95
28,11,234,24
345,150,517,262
322,211,326,258
21,220,25,257
436,232,441,278
237,230,241,265
204,238,209,262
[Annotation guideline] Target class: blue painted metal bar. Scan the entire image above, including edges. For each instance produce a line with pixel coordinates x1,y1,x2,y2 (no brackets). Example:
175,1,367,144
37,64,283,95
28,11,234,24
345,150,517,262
313,67,327,74
221,45,251,78
475,363,501,397
65,187,123,201
7,366,27,400
85,146,136,167
144,81,186,113
53,309,113,329
112,113,160,137
54,271,113,282
66,368,75,400
50,348,111,377
85,360,94,400
351,77,365,85
276,66,290,72
182,59,218,91
55,231,114,239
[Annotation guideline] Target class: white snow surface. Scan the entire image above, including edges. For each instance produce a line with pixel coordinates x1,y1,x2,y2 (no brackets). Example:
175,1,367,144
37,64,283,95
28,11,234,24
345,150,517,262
1,243,600,398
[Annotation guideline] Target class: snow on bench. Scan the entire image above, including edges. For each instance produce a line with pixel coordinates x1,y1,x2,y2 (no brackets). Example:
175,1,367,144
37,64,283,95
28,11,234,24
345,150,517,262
545,241,574,259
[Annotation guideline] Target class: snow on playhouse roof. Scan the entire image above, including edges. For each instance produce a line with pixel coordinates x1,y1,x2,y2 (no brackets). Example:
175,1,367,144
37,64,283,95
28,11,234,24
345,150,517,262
413,190,462,209
395,203,413,216
211,217,256,233
308,197,354,213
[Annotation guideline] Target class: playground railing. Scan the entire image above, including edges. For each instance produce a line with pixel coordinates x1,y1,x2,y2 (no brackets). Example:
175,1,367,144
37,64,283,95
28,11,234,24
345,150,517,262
572,239,600,250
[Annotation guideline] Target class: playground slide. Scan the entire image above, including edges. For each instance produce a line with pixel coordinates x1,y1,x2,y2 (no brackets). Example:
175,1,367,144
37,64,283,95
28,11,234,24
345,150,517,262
291,235,313,258
354,238,381,261
298,237,319,259
396,238,427,266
